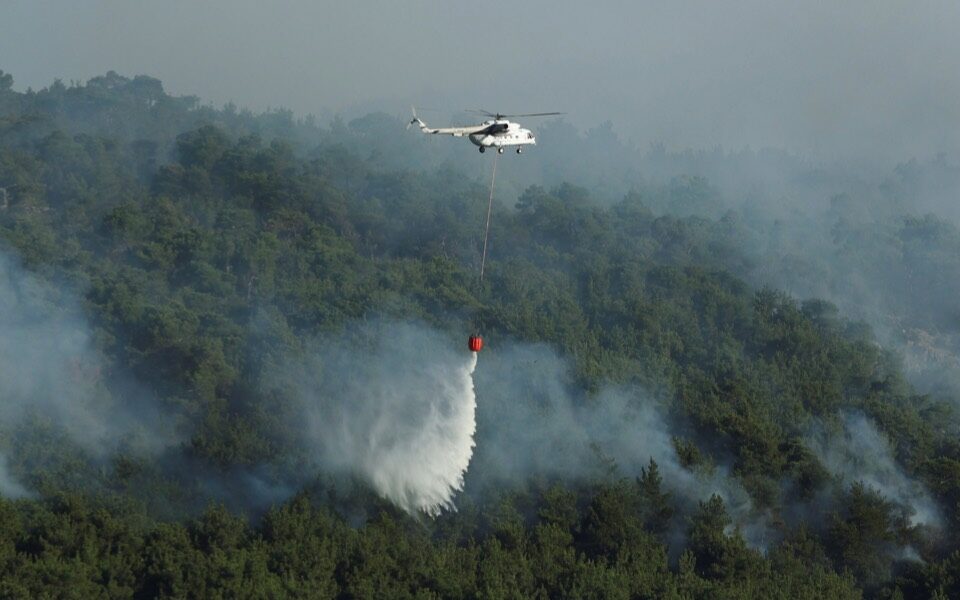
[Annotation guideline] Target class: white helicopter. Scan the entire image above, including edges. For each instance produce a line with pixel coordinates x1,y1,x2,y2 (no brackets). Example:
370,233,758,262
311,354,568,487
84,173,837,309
408,108,562,153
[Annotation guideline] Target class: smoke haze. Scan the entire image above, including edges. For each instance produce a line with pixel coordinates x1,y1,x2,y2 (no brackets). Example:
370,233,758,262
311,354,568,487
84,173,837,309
273,321,768,527
805,412,940,528
470,341,769,544
0,250,177,497
0,455,28,499
268,320,941,553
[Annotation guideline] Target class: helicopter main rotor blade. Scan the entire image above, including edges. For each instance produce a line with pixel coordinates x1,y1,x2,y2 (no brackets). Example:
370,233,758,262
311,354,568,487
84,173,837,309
466,108,567,121
468,110,565,119
499,112,564,118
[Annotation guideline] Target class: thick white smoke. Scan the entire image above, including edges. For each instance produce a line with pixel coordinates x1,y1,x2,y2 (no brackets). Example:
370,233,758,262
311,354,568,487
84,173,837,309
805,412,940,528
289,321,478,516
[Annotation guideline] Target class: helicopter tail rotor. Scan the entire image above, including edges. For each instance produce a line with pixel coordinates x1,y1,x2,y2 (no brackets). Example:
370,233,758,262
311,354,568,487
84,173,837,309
407,106,432,130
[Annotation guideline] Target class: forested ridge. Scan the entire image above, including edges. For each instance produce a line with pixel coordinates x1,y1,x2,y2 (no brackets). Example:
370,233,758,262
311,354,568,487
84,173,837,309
0,70,959,598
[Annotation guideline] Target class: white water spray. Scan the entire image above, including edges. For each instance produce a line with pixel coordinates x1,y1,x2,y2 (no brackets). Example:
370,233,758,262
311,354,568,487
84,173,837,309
291,322,479,516
365,351,478,516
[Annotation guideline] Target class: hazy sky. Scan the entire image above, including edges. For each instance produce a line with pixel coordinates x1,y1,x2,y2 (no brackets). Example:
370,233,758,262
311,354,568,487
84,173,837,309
2,1,959,161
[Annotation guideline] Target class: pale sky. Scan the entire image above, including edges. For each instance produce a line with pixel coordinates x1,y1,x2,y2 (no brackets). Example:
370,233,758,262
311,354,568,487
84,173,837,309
2,1,959,162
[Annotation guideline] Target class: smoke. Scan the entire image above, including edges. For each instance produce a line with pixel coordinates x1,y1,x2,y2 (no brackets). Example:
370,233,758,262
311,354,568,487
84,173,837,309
269,318,775,546
279,323,776,542
283,321,479,516
805,412,940,528
0,250,177,497
470,341,771,545
0,455,29,499
472,342,681,480
625,150,960,404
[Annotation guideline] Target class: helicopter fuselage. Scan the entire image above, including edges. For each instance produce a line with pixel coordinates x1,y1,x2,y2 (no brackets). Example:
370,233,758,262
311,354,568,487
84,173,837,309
469,120,536,149
409,110,548,153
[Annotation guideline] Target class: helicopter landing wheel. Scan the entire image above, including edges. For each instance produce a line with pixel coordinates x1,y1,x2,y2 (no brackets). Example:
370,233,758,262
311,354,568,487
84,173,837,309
479,146,485,153
497,147,504,154
516,147,523,154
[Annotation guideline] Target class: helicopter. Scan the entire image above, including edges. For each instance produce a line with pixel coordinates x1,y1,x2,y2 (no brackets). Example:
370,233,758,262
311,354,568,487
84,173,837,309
408,108,562,153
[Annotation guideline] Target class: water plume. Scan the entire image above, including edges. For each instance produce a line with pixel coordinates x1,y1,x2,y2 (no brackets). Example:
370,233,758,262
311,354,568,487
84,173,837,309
288,321,478,516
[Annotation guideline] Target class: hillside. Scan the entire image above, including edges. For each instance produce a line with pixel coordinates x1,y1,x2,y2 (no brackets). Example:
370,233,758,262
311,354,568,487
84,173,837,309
0,70,958,598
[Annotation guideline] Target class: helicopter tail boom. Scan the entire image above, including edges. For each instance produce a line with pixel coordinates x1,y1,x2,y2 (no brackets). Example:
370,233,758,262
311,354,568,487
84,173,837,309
407,107,430,132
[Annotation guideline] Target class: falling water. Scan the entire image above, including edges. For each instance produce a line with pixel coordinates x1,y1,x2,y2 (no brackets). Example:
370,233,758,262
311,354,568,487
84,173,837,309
294,322,480,515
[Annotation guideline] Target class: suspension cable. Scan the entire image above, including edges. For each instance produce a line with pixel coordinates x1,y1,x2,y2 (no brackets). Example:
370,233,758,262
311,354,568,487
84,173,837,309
479,152,499,282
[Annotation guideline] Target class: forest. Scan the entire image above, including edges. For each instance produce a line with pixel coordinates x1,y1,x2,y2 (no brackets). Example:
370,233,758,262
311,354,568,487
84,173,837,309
0,70,959,598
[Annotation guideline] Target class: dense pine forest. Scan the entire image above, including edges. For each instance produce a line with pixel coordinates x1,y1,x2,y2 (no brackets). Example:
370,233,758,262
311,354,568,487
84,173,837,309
1,70,960,598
